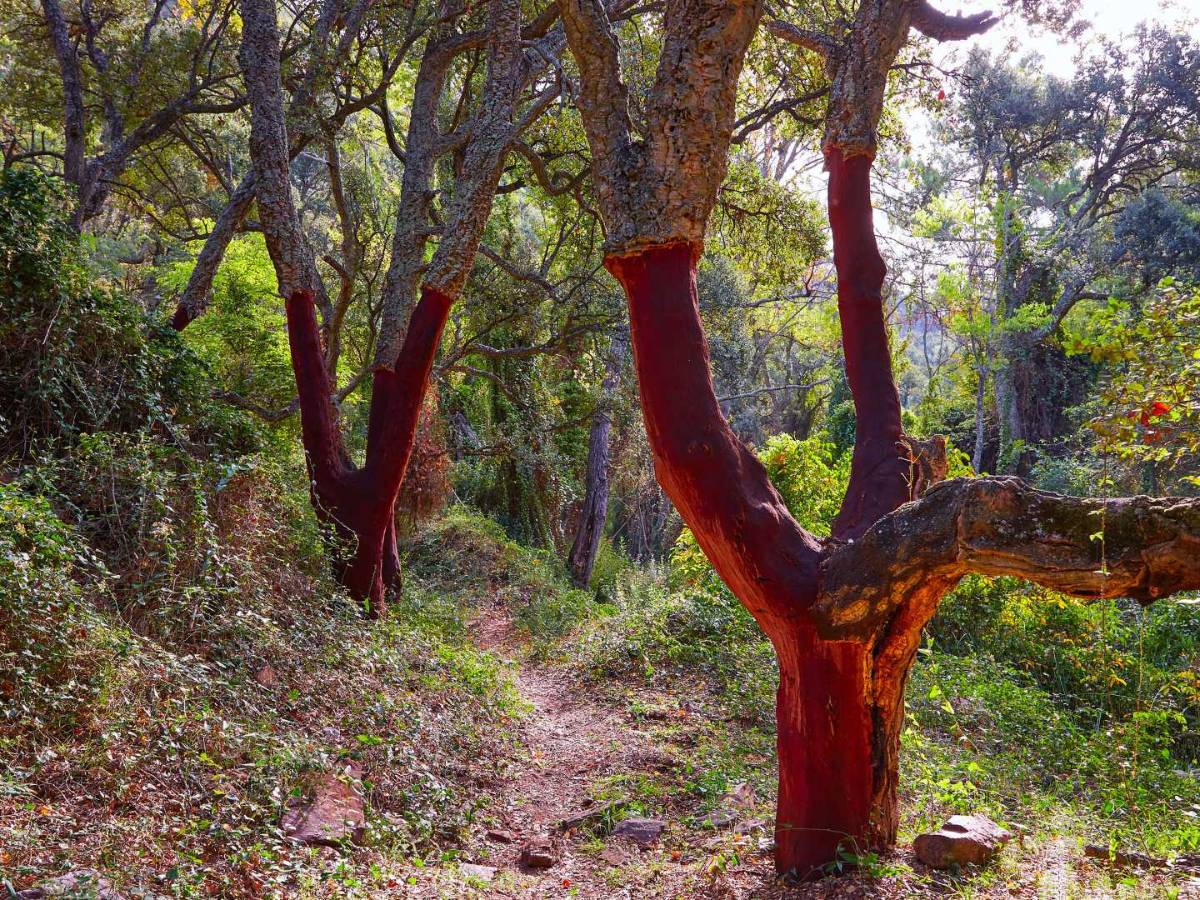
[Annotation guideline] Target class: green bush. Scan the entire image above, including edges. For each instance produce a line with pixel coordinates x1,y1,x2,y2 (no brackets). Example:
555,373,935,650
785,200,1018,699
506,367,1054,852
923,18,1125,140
0,169,260,462
0,484,117,738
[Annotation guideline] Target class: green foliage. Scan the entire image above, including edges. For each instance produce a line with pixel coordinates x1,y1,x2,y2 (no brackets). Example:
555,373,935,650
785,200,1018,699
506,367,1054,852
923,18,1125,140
930,578,1200,760
0,484,116,738
573,568,778,723
0,170,260,461
1070,280,1200,482
161,232,298,408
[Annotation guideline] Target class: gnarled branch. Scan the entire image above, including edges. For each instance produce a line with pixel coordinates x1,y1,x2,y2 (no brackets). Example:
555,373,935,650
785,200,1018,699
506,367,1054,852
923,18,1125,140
764,19,837,57
909,1,997,42
818,476,1200,639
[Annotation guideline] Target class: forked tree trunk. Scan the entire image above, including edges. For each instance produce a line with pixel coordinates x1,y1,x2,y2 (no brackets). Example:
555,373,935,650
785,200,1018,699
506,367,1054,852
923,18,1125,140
567,328,627,587
286,286,452,615
605,241,917,877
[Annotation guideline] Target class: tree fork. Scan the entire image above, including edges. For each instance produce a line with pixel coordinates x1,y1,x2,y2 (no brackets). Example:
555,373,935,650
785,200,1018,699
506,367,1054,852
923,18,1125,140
285,286,453,616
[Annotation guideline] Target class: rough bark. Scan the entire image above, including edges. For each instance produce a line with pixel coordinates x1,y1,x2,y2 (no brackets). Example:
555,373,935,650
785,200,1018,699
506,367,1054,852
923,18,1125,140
560,0,762,252
373,3,559,368
818,477,1200,639
239,0,330,313
567,327,627,587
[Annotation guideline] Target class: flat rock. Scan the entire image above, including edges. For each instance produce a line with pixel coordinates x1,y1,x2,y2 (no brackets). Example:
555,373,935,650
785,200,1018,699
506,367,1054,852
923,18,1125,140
460,864,497,882
914,814,1012,869
702,808,738,830
519,841,557,868
734,818,767,835
281,761,366,847
486,828,516,843
724,782,757,809
611,816,666,846
599,846,630,866
17,869,123,899
254,663,278,688
558,800,620,832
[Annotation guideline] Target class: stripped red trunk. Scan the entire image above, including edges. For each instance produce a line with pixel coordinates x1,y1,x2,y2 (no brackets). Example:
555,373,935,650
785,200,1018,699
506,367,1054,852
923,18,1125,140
605,242,907,877
285,286,452,615
826,150,909,541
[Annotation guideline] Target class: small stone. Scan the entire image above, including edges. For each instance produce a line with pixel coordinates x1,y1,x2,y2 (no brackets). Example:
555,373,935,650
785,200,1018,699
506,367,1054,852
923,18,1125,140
519,841,557,868
734,818,766,835
281,761,366,847
724,782,756,809
486,828,516,843
611,817,666,846
914,814,1013,869
254,664,278,688
558,800,621,832
599,846,629,866
702,808,738,830
17,869,123,899
460,864,497,882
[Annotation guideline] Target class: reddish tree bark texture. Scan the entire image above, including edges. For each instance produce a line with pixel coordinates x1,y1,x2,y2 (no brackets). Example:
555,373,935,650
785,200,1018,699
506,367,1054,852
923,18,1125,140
286,286,452,615
826,149,911,540
605,243,895,874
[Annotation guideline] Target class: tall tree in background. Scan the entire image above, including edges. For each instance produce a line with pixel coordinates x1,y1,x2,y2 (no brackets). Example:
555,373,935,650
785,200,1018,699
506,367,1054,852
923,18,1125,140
951,37,1200,472
561,0,1200,877
30,0,244,230
568,326,627,586
239,0,538,614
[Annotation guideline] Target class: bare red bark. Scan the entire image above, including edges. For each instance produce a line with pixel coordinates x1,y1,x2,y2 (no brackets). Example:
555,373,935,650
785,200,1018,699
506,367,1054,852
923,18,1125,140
826,149,910,541
285,286,452,615
604,243,956,877
606,243,892,875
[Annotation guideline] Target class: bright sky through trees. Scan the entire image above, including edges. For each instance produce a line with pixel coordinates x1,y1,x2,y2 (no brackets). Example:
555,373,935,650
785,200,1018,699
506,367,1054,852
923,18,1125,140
958,0,1200,75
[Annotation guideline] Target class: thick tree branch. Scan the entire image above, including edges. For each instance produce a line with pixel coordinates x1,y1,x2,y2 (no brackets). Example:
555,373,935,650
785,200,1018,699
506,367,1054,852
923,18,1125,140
909,1,997,42
764,19,837,57
818,477,1200,639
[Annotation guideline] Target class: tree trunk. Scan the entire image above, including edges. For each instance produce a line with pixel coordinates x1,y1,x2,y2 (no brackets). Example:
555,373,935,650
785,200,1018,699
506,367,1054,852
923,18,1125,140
773,627,876,876
973,364,987,473
606,242,880,876
601,160,927,877
285,285,451,615
567,327,627,587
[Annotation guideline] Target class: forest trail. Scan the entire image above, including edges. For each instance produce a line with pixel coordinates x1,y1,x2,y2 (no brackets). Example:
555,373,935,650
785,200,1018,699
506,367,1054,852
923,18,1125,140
403,594,792,899
401,593,1200,900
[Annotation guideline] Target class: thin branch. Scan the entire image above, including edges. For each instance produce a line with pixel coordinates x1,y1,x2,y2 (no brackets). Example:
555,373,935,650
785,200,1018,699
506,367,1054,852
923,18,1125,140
764,19,838,57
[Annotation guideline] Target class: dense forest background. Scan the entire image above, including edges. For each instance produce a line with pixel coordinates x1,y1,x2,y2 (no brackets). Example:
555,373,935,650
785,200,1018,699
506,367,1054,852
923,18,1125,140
2,0,1200,895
